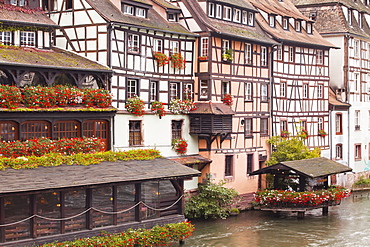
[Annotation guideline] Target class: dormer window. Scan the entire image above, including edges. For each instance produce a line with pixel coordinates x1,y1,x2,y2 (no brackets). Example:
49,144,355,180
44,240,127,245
10,0,26,6
283,17,289,30
348,9,353,25
234,9,241,22
136,7,146,18
359,12,363,28
223,6,232,21
20,31,35,47
168,13,177,21
269,15,276,28
124,5,134,15
306,22,312,34
309,12,317,21
216,4,222,19
295,20,301,32
248,12,254,26
208,2,215,17
0,31,12,45
242,11,248,24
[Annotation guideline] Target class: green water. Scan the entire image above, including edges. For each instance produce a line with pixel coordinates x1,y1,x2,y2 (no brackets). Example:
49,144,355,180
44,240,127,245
179,193,370,247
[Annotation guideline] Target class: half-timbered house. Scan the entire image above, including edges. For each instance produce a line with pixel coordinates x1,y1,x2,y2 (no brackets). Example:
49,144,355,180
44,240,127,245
293,0,370,173
248,0,335,158
0,2,115,149
170,0,277,194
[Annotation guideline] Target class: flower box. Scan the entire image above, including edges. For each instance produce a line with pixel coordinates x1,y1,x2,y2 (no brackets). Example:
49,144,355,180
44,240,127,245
170,53,186,69
172,138,188,155
199,56,208,61
318,129,327,137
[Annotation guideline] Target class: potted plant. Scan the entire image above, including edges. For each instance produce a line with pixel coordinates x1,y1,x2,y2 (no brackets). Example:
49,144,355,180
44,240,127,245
222,49,233,62
318,129,327,137
172,138,188,155
153,52,169,67
170,53,186,69
222,93,233,106
169,99,197,114
150,101,166,118
199,55,208,61
280,130,290,138
125,96,145,116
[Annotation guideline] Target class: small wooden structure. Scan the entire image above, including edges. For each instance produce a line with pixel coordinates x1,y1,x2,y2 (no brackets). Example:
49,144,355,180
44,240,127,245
250,157,352,218
0,158,200,246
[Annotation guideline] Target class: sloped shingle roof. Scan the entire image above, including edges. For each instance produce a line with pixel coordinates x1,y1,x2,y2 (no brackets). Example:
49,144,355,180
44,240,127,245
189,101,235,115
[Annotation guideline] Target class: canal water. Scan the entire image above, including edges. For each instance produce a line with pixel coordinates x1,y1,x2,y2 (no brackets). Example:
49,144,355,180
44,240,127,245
178,193,370,247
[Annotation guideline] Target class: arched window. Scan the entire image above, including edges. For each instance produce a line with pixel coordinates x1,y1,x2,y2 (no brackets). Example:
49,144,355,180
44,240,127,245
0,121,18,141
53,121,80,139
19,72,46,87
83,120,109,150
53,74,76,87
20,121,51,141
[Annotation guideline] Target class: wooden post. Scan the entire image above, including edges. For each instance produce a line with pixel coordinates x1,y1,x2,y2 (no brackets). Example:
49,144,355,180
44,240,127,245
60,191,65,234
30,194,37,238
135,183,142,222
86,188,93,230
297,211,305,219
113,185,118,225
299,176,306,192
322,206,329,216
0,197,5,243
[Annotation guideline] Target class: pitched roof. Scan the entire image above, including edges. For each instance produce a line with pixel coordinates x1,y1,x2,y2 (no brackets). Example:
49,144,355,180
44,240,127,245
0,46,111,72
0,4,57,27
86,0,195,35
0,158,201,194
189,101,235,115
250,157,352,178
248,0,336,48
293,0,370,14
169,155,212,165
329,87,350,107
182,0,277,45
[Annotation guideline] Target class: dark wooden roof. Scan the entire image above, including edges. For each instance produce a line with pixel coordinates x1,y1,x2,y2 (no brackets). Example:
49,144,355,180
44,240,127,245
0,4,57,27
250,157,352,178
0,158,201,194
189,102,235,115
169,155,212,165
0,46,111,72
86,0,195,35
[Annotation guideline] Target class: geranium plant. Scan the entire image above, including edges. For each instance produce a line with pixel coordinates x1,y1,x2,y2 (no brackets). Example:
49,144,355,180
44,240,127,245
300,129,308,139
153,52,169,67
22,86,58,108
172,138,188,155
199,56,208,60
222,93,233,106
150,101,166,117
83,88,112,108
318,129,327,137
125,96,145,116
280,130,290,138
0,85,22,109
54,85,83,106
170,53,186,69
169,99,196,114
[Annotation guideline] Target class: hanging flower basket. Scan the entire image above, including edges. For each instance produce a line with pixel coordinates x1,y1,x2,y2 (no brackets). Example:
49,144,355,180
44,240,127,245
125,96,145,116
222,93,233,106
172,138,188,155
153,52,169,67
318,129,327,137
280,130,290,138
169,99,196,114
170,53,186,69
150,101,166,118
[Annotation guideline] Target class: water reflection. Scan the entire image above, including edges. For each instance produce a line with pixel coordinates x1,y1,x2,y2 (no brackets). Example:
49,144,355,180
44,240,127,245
179,194,370,247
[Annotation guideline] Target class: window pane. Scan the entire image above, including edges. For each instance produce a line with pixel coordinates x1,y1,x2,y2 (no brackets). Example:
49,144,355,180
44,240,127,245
20,121,50,141
36,192,61,237
4,195,30,241
64,189,86,233
53,121,79,139
92,186,113,228
129,121,142,146
117,184,136,224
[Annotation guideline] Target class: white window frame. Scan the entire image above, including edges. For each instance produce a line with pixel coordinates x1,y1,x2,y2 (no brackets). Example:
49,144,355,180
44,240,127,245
317,50,323,64
242,11,248,24
283,18,289,30
355,110,360,129
208,2,215,17
261,84,268,101
277,46,282,60
245,118,253,136
303,83,308,98
306,22,312,34
245,82,252,101
184,83,194,100
168,13,176,22
223,6,232,21
261,46,267,66
127,79,138,98
336,144,343,160
201,37,209,57
200,80,209,100
128,34,140,52
0,31,11,45
20,31,35,47
150,81,157,102
233,9,241,22
318,117,323,131
354,73,360,92
318,84,323,98
222,39,230,54
289,46,294,62
269,15,275,27
169,82,179,100
295,20,301,32
170,41,179,54
245,43,252,64
153,39,163,53
123,5,134,15
248,12,254,26
136,7,145,18
216,4,222,19
354,40,360,58
280,82,286,97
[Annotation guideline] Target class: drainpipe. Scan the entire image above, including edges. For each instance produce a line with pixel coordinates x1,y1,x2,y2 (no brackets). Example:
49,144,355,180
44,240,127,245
344,35,350,167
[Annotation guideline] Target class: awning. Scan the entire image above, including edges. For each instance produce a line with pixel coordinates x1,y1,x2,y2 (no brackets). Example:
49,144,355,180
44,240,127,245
169,155,212,171
249,157,352,178
0,158,201,194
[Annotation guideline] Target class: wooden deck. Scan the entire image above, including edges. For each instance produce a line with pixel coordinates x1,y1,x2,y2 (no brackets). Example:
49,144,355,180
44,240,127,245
256,205,330,219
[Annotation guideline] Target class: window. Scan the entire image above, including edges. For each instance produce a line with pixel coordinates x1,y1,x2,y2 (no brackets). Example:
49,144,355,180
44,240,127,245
303,83,308,98
225,155,233,177
169,82,180,100
129,121,142,146
222,39,230,54
0,31,11,45
53,121,79,139
355,144,362,160
317,84,323,98
368,111,370,130
201,37,209,57
245,82,252,101
168,13,177,22
153,39,163,53
20,31,35,47
317,50,323,64
283,18,289,30
355,110,360,130
223,6,232,21
42,0,56,11
244,118,253,137
248,12,254,26
281,120,288,131
242,11,248,24
184,83,194,100
261,46,267,66
306,22,312,34
66,0,72,9
171,120,183,140
127,79,138,98
20,121,51,141
170,41,179,54
318,117,323,131
276,46,282,60
288,46,295,62
222,81,230,95
354,40,360,58
11,0,26,6
199,80,209,100
233,9,241,22
280,82,286,97
136,8,145,18
269,15,276,27
309,12,317,21
216,4,222,19
354,73,360,92
359,12,363,29
247,154,253,174
336,144,343,160
245,43,252,64
128,34,139,52
295,20,301,32
123,5,134,15
208,2,215,17
149,81,158,102
83,120,108,140
335,113,343,134
261,84,268,101
0,121,17,141
260,118,268,135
